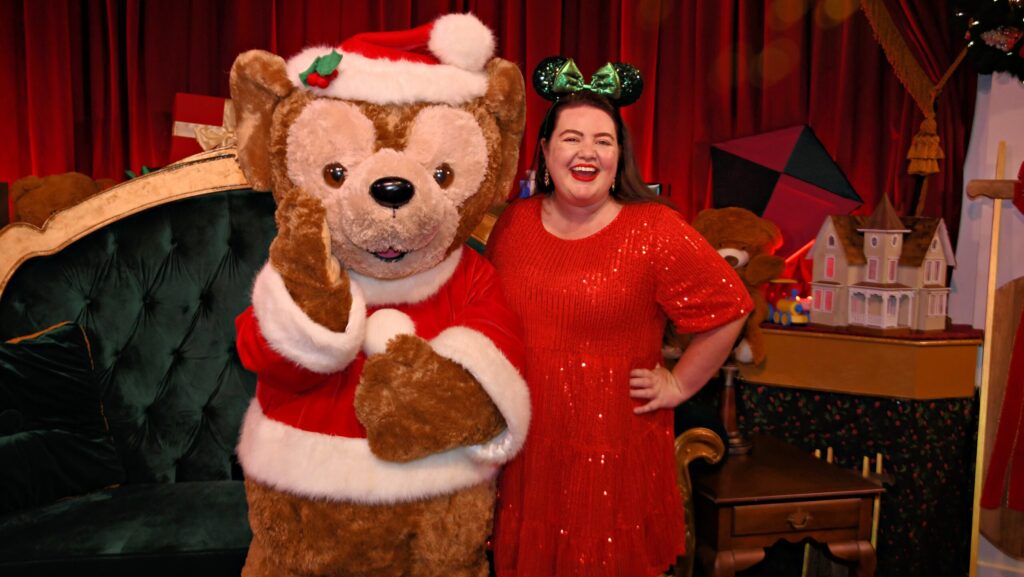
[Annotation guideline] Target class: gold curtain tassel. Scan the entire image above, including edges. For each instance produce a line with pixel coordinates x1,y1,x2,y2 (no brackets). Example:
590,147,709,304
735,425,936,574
907,116,944,176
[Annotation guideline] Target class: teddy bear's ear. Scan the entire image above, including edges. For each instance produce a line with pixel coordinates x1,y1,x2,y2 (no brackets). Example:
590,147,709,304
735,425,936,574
482,58,526,203
691,208,715,235
230,50,294,192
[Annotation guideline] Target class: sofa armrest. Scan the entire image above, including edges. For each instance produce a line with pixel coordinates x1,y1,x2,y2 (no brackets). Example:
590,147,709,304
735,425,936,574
674,427,725,577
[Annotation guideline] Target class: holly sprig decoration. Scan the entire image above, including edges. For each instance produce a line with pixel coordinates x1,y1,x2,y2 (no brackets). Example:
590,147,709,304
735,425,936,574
954,0,1024,82
125,165,156,179
299,50,343,88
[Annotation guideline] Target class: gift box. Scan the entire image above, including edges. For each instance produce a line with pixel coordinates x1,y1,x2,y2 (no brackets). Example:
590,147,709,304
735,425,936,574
169,93,234,163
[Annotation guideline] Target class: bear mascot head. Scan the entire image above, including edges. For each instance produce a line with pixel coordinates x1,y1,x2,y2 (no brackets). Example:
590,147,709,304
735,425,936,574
691,207,784,365
229,13,530,577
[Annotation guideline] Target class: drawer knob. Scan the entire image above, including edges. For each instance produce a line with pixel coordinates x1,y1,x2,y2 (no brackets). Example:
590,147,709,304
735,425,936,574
786,510,813,529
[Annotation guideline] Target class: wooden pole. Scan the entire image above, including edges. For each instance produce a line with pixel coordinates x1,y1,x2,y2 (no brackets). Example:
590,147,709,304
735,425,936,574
968,141,1008,577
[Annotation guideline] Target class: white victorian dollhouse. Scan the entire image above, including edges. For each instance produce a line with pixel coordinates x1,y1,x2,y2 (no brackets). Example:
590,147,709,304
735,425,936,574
806,195,955,332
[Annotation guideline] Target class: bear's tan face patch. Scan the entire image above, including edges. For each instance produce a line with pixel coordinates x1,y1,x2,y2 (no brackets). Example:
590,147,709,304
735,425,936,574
285,99,376,202
404,106,488,208
283,99,490,280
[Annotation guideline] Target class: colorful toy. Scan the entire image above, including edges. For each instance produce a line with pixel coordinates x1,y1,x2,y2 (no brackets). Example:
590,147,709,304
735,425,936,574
769,288,812,326
806,194,955,333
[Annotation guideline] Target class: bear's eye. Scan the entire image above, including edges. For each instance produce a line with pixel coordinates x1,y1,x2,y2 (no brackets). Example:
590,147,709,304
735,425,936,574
322,163,347,188
433,163,454,189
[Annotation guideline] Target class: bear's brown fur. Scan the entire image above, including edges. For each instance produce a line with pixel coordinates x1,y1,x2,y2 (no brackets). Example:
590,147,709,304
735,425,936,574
9,172,115,228
230,18,527,577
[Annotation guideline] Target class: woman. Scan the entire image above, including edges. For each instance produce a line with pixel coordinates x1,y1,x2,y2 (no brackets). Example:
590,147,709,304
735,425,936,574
486,58,752,577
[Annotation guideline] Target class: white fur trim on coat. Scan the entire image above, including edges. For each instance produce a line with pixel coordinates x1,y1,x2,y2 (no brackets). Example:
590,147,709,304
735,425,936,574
363,309,415,356
251,264,367,374
431,326,530,464
237,401,500,503
350,247,463,306
286,47,489,106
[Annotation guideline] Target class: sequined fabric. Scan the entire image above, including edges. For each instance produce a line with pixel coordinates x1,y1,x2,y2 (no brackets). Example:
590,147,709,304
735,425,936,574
486,196,751,577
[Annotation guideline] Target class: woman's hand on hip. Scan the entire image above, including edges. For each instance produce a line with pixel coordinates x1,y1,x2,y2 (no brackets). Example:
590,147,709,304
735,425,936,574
629,364,685,414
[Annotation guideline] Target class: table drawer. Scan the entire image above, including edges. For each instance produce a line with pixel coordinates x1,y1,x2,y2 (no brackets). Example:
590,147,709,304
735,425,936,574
733,498,862,536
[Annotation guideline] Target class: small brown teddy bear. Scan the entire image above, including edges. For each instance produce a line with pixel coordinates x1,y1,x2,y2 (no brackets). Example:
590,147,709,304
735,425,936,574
9,172,115,228
692,207,784,365
230,13,530,577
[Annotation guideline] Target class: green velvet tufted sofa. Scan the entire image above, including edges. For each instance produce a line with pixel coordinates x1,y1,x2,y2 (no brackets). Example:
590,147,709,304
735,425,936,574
0,150,276,576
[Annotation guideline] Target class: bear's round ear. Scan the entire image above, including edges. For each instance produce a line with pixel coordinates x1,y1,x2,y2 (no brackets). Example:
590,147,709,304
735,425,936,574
482,58,526,203
230,50,294,192
691,208,715,233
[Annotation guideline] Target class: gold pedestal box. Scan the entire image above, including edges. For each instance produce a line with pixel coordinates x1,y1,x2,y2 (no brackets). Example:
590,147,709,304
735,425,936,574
738,327,982,399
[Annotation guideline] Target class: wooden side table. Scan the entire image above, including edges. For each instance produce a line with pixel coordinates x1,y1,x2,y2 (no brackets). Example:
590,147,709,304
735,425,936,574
692,435,884,577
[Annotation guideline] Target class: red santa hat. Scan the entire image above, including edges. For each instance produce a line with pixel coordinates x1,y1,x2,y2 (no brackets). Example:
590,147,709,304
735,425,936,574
285,13,496,106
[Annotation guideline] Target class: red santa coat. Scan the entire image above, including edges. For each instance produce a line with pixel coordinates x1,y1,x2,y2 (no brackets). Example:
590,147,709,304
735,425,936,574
235,247,530,504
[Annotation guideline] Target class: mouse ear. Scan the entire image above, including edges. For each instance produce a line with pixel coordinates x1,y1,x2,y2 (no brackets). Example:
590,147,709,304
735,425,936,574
609,62,643,107
532,56,570,102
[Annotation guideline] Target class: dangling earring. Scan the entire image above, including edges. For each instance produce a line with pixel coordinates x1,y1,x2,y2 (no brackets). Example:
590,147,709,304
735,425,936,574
543,169,550,187
610,180,616,193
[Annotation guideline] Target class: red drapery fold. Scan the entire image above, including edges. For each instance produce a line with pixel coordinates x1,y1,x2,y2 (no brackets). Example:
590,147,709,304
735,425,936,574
0,0,974,234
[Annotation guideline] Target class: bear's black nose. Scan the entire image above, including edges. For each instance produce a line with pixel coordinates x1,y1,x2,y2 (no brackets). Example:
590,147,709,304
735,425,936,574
370,177,414,209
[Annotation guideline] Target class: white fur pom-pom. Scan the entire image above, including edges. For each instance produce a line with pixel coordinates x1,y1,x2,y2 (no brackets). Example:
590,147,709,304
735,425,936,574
429,13,494,71
364,309,415,356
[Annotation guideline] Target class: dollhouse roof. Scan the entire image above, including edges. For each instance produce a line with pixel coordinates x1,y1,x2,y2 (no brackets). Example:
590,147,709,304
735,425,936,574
827,216,867,264
857,194,907,232
814,213,954,267
899,217,946,266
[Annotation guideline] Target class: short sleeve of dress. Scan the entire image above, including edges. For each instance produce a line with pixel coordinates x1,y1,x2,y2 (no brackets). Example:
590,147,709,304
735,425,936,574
483,200,519,265
653,207,753,334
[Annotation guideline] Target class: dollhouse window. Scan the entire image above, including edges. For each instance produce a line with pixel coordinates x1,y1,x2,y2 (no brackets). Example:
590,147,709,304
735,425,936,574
887,258,897,282
931,238,938,251
870,235,878,248
825,256,835,279
824,289,834,312
868,258,879,281
887,296,896,316
890,235,898,247
827,234,836,248
851,294,864,315
940,293,948,315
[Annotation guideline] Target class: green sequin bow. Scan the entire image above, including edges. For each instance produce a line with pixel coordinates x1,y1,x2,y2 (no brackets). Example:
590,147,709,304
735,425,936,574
552,59,622,100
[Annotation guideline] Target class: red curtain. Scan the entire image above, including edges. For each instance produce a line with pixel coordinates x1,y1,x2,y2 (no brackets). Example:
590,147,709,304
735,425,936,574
0,0,974,229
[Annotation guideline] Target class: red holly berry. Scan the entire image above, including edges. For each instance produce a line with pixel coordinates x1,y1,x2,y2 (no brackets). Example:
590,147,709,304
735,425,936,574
306,72,324,88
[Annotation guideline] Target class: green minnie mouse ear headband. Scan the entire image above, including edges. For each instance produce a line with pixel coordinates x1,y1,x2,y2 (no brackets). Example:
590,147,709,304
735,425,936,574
532,56,643,107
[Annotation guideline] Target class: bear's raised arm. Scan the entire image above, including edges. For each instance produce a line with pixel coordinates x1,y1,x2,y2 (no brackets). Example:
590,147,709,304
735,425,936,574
268,188,352,332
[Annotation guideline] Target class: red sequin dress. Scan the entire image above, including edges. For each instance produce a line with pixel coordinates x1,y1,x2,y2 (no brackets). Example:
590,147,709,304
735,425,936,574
486,196,751,577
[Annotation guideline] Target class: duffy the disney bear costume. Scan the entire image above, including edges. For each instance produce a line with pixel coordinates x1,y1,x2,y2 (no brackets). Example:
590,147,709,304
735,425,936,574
230,13,530,577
